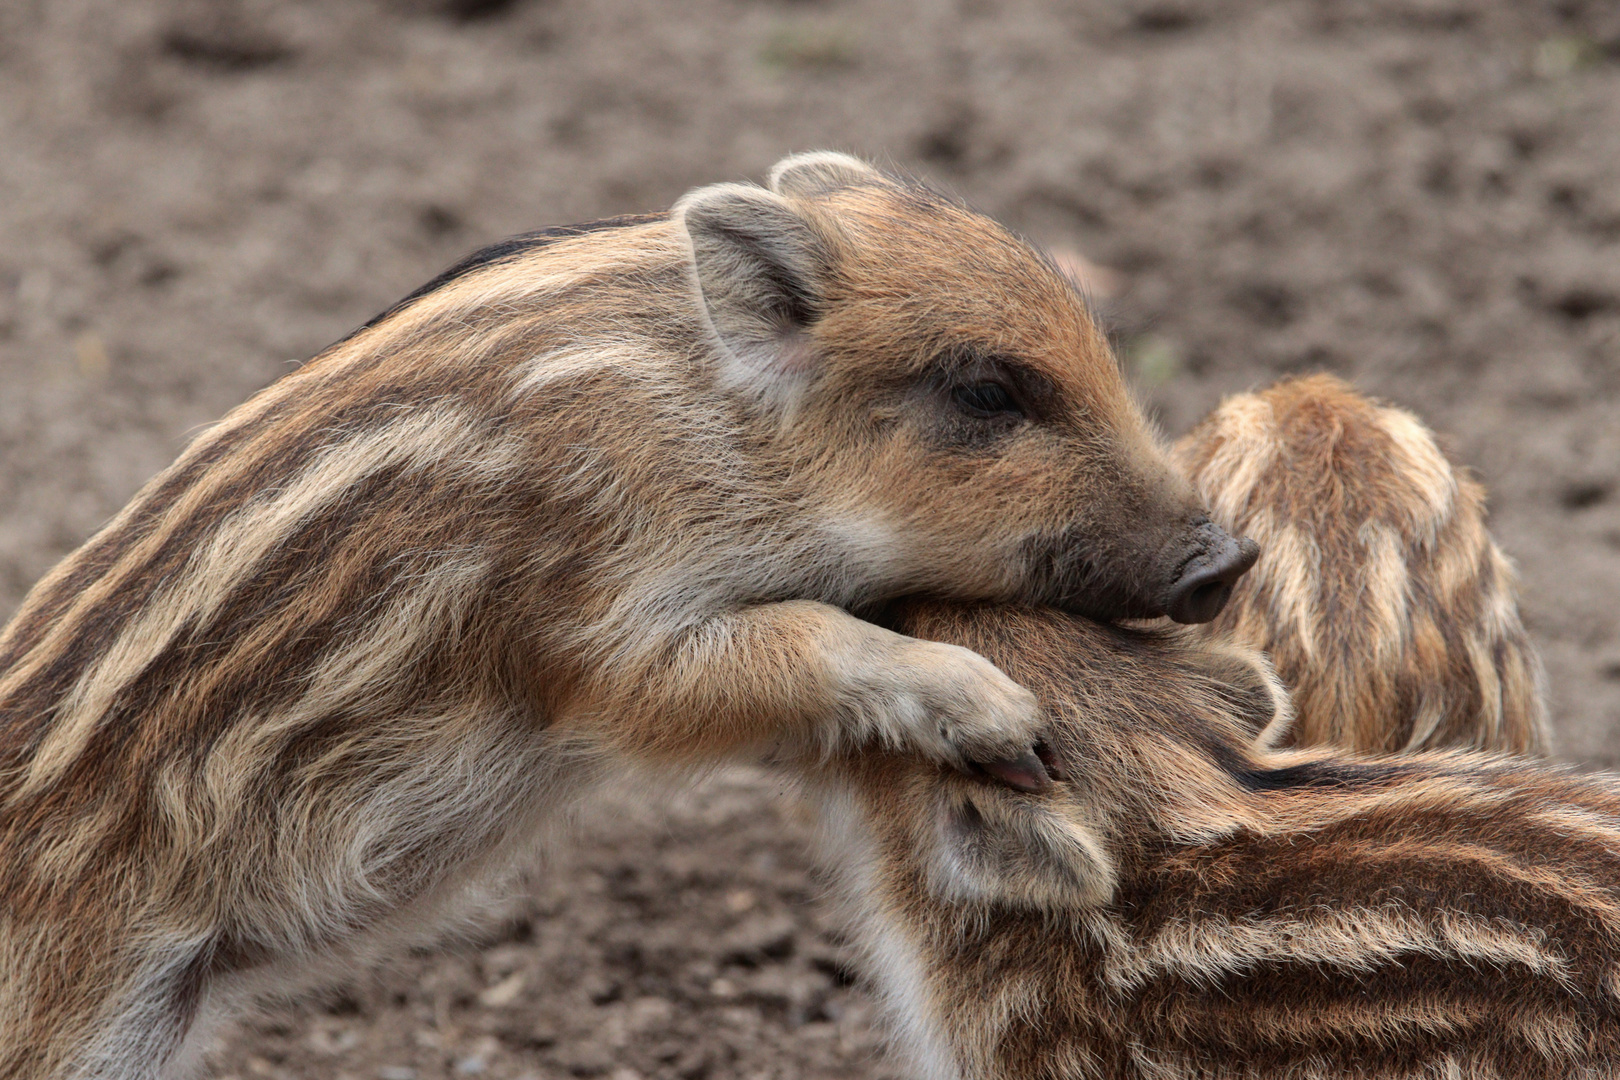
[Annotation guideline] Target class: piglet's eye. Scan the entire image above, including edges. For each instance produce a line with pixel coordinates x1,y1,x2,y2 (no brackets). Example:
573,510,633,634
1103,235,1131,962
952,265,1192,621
951,382,1024,420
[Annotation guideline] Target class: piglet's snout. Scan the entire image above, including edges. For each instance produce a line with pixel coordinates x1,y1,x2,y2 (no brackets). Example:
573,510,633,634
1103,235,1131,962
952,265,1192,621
1164,522,1260,624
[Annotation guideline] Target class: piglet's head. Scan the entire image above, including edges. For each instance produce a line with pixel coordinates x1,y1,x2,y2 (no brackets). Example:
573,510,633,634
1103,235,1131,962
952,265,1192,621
678,152,1256,622
814,603,1292,913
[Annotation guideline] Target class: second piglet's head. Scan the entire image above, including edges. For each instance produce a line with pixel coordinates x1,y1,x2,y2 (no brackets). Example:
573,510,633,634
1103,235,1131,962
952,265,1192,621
678,153,1255,623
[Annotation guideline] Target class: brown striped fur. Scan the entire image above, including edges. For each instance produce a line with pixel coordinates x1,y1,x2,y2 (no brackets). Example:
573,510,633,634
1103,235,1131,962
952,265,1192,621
1172,373,1549,755
0,153,1244,1079
812,604,1620,1080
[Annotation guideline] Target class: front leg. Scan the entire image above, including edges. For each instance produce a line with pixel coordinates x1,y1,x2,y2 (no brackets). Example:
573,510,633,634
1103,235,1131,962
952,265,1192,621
582,600,1046,776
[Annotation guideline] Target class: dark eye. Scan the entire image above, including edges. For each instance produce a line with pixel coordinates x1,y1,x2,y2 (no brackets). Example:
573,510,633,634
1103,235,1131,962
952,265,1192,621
951,381,1024,420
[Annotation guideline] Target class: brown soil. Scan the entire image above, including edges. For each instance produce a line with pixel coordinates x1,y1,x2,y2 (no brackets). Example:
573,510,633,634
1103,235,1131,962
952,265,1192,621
2,1,1618,1077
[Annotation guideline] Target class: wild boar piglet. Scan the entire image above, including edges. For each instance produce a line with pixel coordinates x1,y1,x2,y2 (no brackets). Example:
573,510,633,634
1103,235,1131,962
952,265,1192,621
814,603,1617,1080
0,153,1256,1079
1174,373,1547,755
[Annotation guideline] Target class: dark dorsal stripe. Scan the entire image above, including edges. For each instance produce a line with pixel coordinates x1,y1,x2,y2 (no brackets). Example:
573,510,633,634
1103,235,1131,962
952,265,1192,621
1236,758,1414,792
338,212,670,346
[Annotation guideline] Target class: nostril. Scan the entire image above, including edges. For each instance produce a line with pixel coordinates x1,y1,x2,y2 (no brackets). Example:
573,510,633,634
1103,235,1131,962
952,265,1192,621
1166,532,1260,624
1168,578,1234,625
1188,580,1228,614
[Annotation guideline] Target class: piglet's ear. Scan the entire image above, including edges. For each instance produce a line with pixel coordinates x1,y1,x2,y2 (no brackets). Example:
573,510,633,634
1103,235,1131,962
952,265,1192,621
766,150,887,199
676,182,830,399
1196,641,1294,750
929,789,1115,910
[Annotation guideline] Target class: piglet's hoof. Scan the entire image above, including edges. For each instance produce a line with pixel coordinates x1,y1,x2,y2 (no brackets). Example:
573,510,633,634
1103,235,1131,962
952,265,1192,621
972,751,1054,793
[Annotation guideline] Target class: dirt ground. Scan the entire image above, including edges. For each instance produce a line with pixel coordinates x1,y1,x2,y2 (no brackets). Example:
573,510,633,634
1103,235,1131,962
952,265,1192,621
2,1,1619,1077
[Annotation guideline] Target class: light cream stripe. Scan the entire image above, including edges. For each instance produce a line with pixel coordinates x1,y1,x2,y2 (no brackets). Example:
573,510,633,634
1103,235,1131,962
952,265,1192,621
1194,396,1280,529
1355,521,1412,667
1271,520,1324,664
507,342,646,400
1097,904,1573,994
1378,405,1457,546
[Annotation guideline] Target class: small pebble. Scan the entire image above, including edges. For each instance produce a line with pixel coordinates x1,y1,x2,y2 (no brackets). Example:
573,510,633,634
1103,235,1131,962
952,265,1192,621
477,970,527,1008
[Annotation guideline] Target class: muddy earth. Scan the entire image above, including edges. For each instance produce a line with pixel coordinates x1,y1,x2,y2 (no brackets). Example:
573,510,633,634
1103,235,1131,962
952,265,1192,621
3,1,1618,1077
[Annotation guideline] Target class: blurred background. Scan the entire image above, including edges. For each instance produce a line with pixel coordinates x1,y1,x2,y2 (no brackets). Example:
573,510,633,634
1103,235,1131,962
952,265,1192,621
2,1,1618,1077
